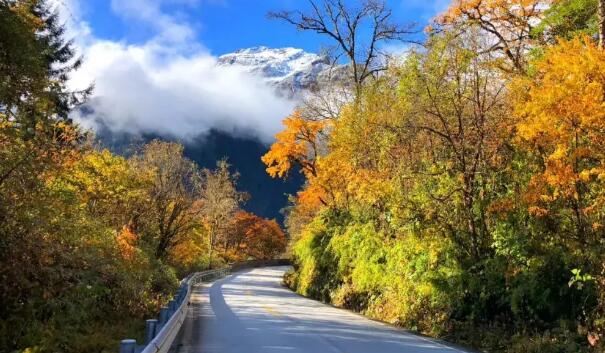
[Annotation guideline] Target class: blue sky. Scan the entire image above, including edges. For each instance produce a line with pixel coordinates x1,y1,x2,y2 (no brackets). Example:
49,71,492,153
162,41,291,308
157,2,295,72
61,0,449,143
73,0,447,56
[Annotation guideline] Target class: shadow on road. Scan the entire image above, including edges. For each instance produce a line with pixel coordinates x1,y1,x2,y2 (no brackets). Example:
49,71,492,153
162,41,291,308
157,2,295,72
172,266,474,353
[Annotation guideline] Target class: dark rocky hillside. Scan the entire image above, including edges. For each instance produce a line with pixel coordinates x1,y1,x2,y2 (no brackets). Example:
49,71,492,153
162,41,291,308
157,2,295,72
96,127,303,223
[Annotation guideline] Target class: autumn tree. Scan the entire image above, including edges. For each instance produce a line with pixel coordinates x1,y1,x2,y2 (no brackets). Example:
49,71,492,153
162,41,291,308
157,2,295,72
509,34,605,348
224,211,258,259
229,211,287,260
134,141,204,260
391,33,511,260
262,109,328,179
64,149,150,232
435,0,552,72
167,228,208,274
200,160,246,264
513,37,605,245
265,1,417,219
246,218,287,260
535,0,599,41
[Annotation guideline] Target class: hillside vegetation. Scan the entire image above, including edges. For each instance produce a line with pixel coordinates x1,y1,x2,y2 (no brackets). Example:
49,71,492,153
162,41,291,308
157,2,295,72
264,0,605,351
0,1,285,352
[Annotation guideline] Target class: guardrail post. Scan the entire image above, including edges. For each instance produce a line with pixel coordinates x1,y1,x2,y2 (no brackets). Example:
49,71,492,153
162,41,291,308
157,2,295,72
159,307,169,326
119,339,136,353
119,268,234,353
145,319,158,344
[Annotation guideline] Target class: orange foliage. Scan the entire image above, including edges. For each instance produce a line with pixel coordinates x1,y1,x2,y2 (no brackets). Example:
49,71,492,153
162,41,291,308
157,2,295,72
297,183,328,210
117,226,138,260
246,218,287,260
261,110,327,179
230,211,287,260
514,37,605,215
168,231,206,270
228,211,258,258
439,0,547,23
436,0,551,71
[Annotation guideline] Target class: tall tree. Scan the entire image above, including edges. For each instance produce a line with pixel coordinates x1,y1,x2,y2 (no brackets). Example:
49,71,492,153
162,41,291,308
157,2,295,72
0,0,90,129
262,110,327,179
401,33,511,260
534,0,598,42
200,160,245,265
135,141,204,260
513,37,605,247
269,0,415,94
435,0,551,73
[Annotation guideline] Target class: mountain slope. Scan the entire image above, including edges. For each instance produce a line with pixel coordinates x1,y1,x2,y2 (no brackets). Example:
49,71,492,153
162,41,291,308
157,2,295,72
95,46,332,222
217,46,345,96
97,127,304,223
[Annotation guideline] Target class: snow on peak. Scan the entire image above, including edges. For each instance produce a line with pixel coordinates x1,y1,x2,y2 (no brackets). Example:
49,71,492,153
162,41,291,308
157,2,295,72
217,46,335,94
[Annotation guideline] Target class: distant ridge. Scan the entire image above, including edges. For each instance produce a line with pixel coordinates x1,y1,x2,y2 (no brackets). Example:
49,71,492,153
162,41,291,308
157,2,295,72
218,46,346,96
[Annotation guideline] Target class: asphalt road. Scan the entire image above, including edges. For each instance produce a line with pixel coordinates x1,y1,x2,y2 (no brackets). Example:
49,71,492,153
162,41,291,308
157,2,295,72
172,266,473,353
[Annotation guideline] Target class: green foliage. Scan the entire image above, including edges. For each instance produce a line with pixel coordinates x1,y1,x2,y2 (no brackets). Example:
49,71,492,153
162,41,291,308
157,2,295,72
534,0,598,42
0,140,181,352
0,3,264,352
289,210,463,335
279,4,605,350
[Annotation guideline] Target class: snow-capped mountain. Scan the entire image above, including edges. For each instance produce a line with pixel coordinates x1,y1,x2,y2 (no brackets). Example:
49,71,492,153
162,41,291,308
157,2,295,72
217,46,345,96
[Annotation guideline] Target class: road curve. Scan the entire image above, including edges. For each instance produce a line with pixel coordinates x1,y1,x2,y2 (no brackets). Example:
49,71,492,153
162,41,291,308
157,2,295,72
172,266,473,353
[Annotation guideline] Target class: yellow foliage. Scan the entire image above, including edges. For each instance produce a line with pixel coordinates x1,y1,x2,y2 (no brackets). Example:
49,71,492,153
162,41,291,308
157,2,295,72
297,182,328,209
117,226,138,260
514,37,605,211
438,0,548,24
168,229,207,270
436,0,551,72
228,211,287,260
262,110,327,178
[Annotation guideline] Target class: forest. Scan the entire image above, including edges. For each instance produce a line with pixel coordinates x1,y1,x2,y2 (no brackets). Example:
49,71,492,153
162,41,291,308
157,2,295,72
0,1,286,351
263,0,605,352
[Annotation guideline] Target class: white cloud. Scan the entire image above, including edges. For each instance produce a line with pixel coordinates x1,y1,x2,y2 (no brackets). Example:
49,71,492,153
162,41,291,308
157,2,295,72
49,0,92,42
110,0,198,44
381,42,413,58
402,0,450,21
51,0,297,142
70,41,295,141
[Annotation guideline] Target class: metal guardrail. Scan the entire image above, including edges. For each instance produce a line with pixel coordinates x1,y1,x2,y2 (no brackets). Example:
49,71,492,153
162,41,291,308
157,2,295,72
118,260,291,353
118,268,230,353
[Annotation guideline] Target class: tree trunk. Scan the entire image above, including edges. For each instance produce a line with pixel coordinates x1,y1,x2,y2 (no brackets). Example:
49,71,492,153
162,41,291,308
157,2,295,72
155,233,169,260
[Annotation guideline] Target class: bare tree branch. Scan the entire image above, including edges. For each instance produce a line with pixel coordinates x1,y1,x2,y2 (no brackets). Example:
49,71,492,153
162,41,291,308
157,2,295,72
269,0,417,93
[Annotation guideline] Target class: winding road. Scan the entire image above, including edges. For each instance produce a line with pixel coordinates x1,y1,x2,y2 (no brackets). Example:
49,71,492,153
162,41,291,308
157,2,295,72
172,266,473,353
